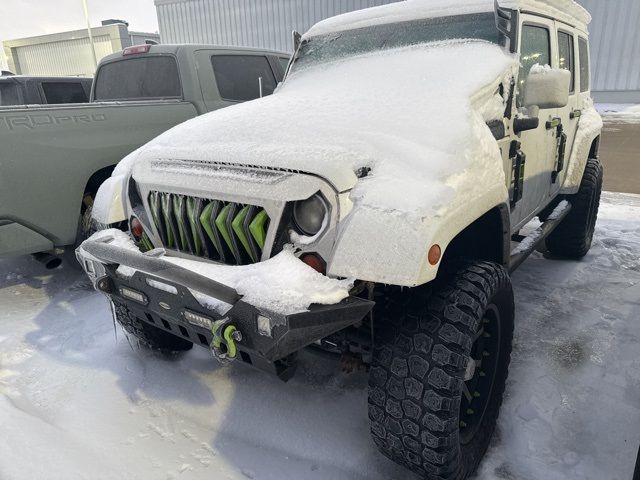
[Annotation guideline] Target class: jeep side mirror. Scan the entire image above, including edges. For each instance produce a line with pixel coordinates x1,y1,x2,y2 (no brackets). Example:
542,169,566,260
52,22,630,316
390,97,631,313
292,30,302,52
523,66,571,109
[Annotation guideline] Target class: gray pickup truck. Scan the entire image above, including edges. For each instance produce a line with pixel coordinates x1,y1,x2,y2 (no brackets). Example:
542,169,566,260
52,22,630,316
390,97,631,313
0,44,288,266
0,75,93,106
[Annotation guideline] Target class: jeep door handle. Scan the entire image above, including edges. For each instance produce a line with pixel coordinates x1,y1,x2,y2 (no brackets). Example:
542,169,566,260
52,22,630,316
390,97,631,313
570,109,582,119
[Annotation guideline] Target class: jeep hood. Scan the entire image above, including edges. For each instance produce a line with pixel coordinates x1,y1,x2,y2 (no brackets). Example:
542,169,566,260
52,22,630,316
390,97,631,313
118,41,516,217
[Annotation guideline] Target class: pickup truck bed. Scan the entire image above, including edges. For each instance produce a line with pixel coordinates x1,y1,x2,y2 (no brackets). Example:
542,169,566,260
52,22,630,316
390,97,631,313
0,44,288,259
1,100,196,254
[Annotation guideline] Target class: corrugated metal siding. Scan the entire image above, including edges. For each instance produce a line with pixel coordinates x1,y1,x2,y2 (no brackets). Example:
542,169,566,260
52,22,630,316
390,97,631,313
156,0,400,52
579,0,640,96
15,35,114,76
129,32,162,46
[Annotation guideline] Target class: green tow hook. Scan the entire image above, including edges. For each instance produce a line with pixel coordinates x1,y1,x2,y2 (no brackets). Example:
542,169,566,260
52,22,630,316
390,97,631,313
211,320,242,362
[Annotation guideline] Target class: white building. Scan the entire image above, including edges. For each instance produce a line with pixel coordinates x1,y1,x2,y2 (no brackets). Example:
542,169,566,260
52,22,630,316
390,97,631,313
3,21,160,77
155,0,639,104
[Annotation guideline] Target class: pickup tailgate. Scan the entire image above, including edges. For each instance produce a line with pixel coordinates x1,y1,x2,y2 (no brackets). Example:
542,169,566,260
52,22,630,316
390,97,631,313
0,100,197,256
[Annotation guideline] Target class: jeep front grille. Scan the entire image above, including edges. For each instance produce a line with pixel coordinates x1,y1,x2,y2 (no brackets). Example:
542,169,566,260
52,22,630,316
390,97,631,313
147,191,270,265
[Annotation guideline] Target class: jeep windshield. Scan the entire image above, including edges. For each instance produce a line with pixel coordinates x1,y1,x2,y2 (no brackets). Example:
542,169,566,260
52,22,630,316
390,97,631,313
293,12,500,71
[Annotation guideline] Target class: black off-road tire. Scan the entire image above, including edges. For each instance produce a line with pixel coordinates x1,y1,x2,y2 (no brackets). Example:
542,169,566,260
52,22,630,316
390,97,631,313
368,261,514,479
112,300,193,354
545,158,603,259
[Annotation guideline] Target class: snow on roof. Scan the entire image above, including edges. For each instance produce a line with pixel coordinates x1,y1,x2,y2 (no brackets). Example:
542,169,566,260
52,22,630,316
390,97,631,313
305,0,590,38
126,41,516,218
305,0,495,38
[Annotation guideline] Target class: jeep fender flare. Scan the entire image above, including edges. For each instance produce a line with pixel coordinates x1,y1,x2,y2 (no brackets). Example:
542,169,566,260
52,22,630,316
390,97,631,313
561,107,603,194
327,184,511,287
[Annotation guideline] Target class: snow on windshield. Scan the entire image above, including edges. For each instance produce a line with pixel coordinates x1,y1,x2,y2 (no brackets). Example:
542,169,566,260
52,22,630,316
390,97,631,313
125,41,517,218
295,12,501,70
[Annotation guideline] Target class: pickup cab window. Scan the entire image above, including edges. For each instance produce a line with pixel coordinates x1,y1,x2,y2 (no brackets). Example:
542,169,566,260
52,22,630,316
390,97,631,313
0,82,21,106
42,82,89,104
95,56,181,101
211,55,277,102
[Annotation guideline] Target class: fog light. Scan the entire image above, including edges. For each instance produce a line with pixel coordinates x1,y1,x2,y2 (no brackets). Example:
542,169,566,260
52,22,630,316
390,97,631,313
300,253,326,274
183,310,213,330
146,278,178,294
119,287,148,305
257,314,272,337
130,217,143,239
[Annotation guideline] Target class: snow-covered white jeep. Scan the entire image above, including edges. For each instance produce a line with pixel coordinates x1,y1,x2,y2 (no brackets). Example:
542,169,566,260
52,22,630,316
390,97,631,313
77,0,603,478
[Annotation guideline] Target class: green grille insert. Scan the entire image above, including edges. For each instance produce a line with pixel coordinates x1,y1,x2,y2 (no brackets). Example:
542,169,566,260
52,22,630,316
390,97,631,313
186,197,203,256
200,201,224,260
232,206,257,263
159,193,175,248
215,204,234,253
148,191,270,265
140,232,154,252
249,210,268,249
172,195,191,252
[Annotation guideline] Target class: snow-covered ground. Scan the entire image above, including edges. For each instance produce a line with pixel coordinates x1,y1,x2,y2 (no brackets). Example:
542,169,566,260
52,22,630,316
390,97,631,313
1,192,639,480
597,104,640,124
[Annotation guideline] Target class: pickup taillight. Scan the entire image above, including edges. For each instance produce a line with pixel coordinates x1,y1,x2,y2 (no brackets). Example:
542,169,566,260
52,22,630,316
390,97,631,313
123,45,151,56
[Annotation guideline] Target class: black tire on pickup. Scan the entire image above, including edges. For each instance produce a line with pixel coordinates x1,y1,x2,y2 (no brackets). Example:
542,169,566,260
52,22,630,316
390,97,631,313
545,158,603,259
368,261,514,480
112,300,193,354
64,194,99,269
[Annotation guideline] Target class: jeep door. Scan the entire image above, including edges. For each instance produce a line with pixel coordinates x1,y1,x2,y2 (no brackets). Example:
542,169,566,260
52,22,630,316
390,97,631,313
547,24,582,199
510,15,559,229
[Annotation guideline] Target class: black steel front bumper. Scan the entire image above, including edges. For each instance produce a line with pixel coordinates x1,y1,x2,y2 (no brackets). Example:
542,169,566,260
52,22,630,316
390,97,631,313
78,239,374,380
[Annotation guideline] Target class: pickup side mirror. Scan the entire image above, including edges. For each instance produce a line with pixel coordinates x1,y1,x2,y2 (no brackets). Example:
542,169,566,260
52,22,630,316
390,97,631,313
523,65,571,109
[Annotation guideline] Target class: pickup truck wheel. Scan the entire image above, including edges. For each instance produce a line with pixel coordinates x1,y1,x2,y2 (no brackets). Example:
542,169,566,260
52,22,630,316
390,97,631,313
112,300,193,354
545,158,603,259
64,194,98,268
368,261,514,479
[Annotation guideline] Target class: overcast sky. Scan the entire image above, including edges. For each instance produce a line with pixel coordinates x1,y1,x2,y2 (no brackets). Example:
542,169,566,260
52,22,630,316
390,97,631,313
0,0,159,41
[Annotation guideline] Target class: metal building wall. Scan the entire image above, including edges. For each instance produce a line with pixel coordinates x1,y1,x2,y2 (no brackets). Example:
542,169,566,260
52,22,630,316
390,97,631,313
129,32,162,46
579,0,640,103
4,24,160,77
14,36,113,77
155,0,400,52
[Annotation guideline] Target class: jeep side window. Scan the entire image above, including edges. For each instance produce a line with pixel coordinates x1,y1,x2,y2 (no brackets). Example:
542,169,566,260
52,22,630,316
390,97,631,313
578,37,590,92
558,31,575,93
211,55,277,102
517,24,551,107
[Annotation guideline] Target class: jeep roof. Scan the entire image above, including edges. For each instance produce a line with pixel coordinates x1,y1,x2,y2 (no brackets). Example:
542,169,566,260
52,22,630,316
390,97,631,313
304,0,591,38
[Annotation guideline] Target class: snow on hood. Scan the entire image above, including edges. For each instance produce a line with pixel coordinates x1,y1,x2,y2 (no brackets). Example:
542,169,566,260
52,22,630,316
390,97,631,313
121,41,516,216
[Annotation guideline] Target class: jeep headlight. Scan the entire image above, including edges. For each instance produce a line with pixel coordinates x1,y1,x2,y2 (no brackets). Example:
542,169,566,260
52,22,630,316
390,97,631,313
293,194,327,236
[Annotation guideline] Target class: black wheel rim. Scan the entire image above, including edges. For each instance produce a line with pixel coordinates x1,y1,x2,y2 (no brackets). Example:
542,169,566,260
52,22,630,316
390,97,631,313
459,304,501,445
